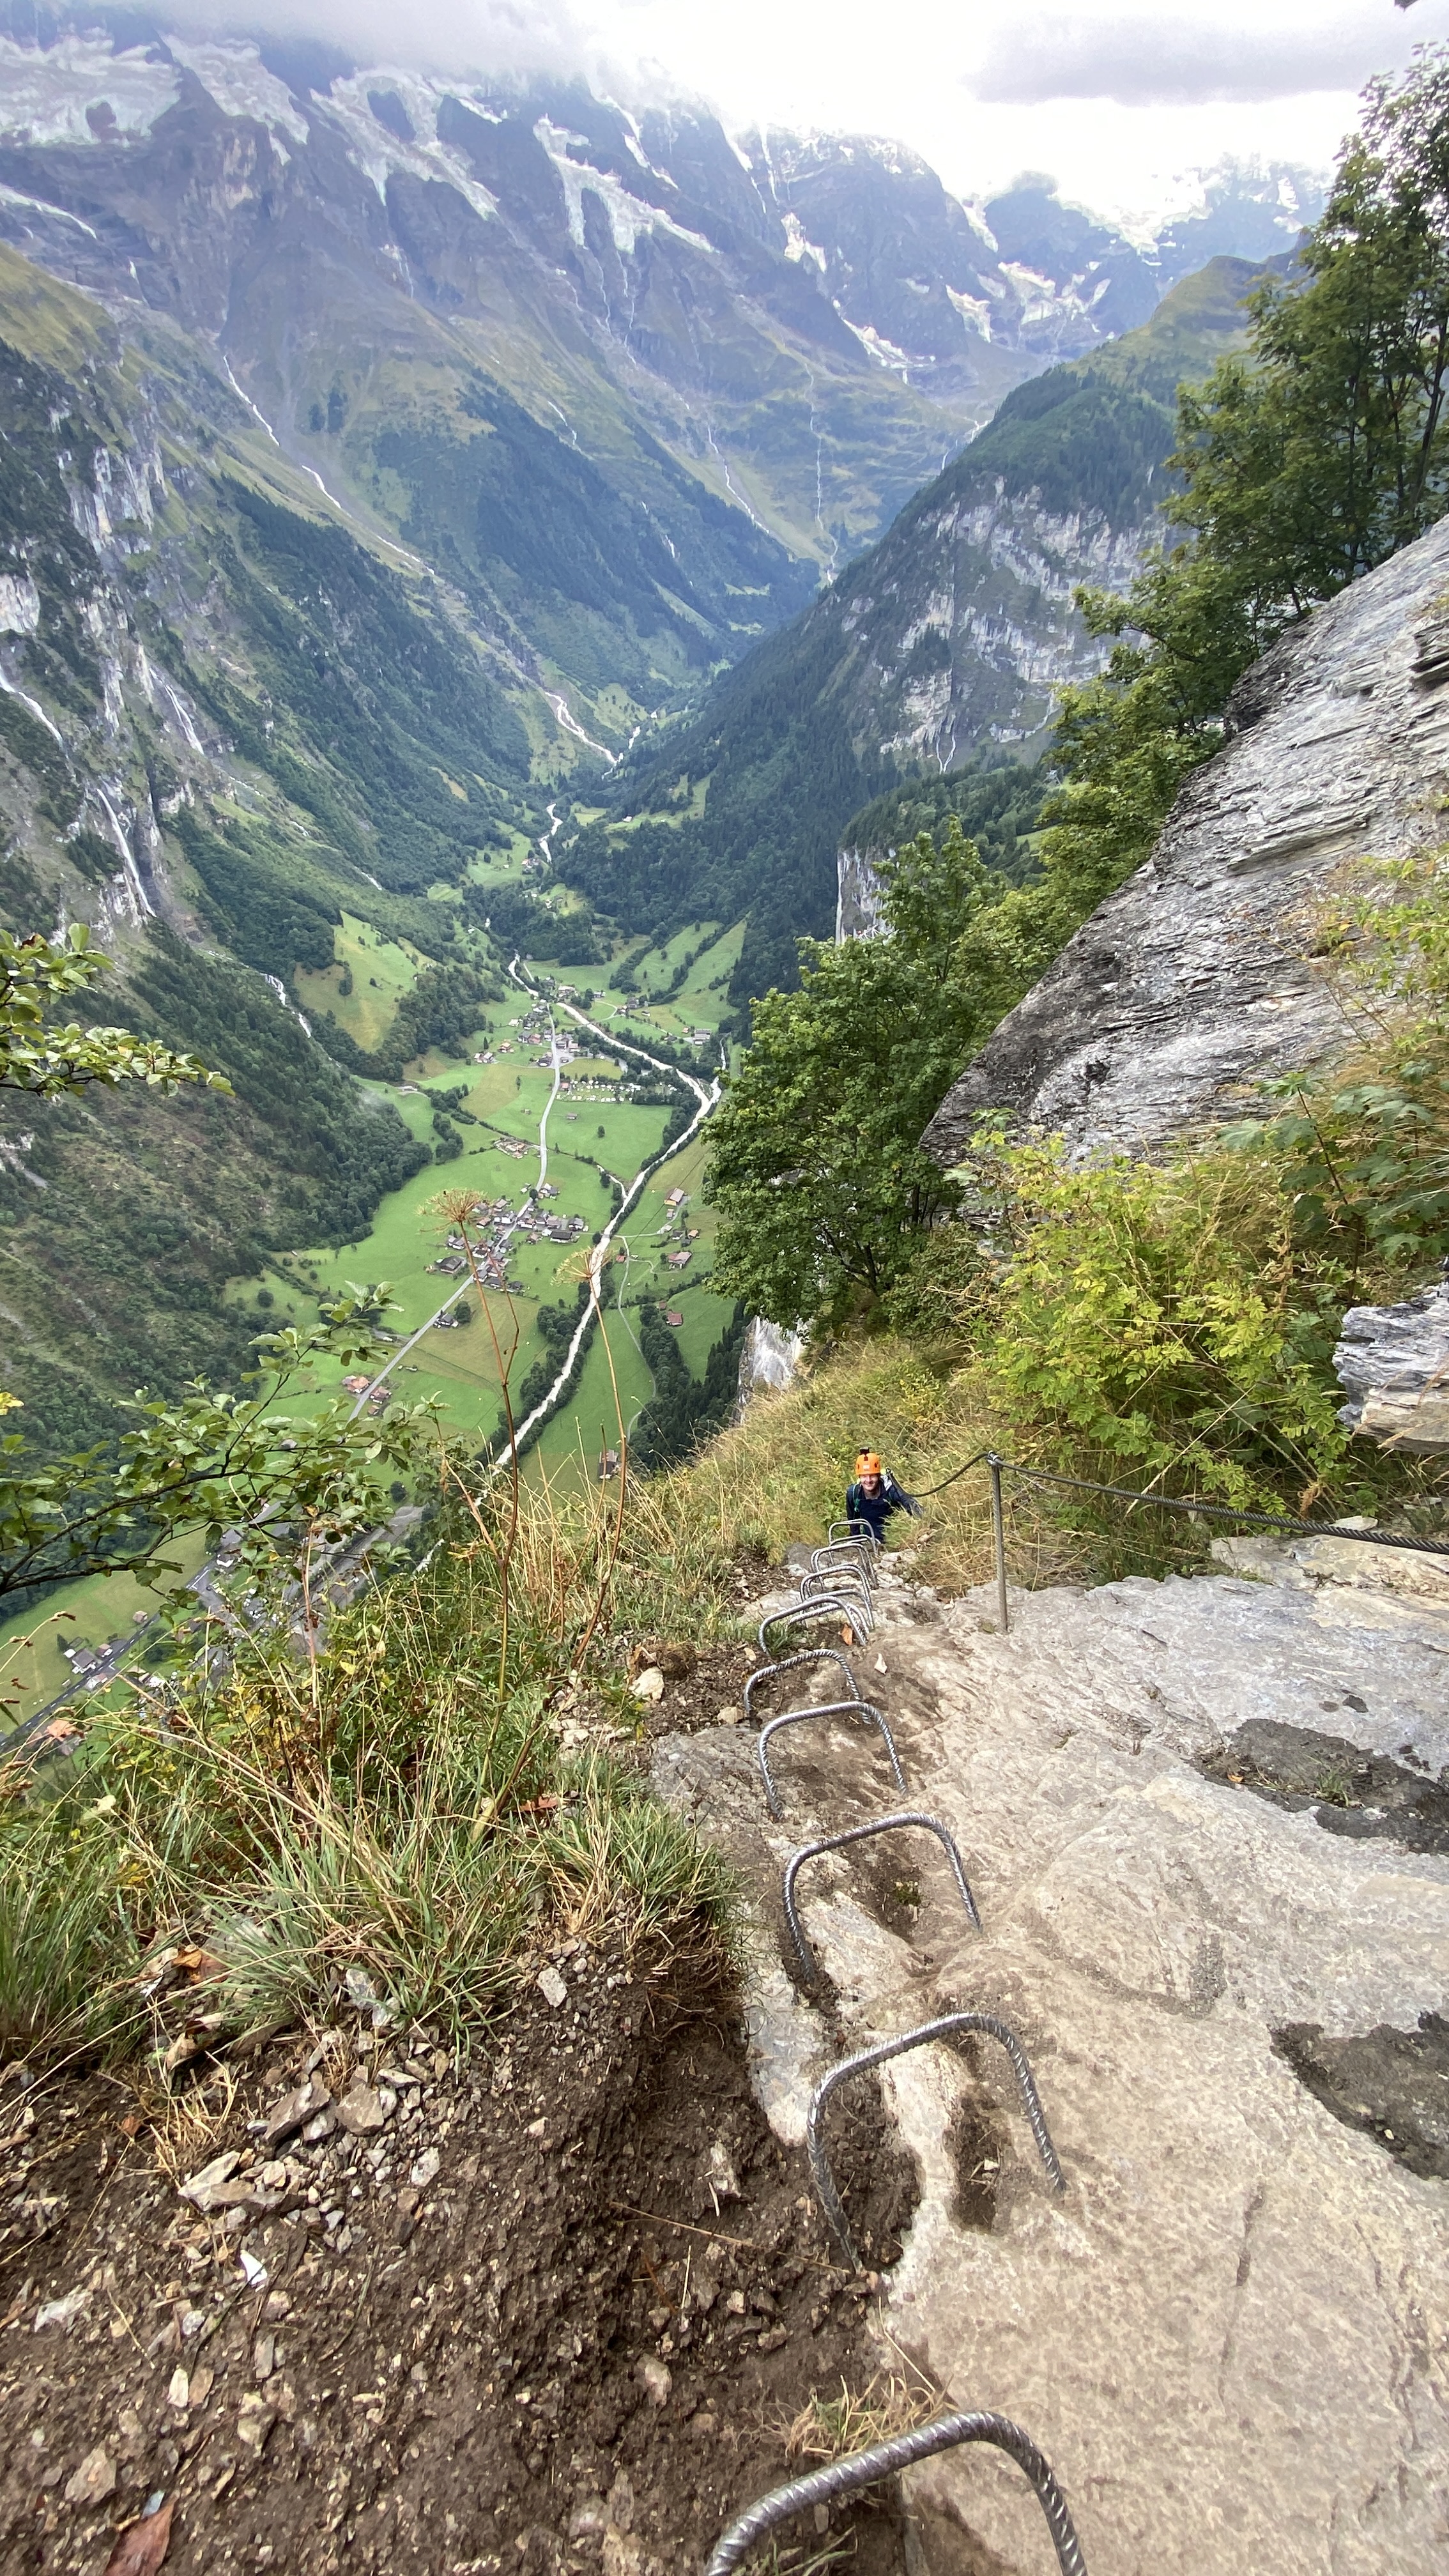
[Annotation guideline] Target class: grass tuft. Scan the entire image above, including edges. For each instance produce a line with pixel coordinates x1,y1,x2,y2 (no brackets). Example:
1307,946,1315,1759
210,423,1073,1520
783,2366,939,2465
0,1516,735,2067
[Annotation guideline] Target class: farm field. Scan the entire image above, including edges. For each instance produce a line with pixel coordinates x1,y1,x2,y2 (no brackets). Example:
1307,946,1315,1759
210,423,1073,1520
0,921,746,1722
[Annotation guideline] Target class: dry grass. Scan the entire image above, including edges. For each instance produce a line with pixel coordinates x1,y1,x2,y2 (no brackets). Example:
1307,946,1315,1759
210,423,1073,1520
626,1332,1094,1610
783,2365,939,2465
0,1528,735,2067
142,2061,241,2186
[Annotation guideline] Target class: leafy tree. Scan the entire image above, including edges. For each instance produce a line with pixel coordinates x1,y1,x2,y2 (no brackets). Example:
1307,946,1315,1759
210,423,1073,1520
705,822,993,1323
0,1297,433,1609
631,1300,747,1473
1045,46,1449,895
1,927,226,1098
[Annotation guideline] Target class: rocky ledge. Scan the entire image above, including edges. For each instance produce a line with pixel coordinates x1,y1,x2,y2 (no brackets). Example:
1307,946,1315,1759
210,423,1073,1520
924,510,1449,1165
1335,1276,1449,1452
656,1532,1449,2574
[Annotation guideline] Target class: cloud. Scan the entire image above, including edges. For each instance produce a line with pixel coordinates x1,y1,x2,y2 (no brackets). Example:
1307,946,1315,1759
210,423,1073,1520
162,0,590,84
972,13,1396,108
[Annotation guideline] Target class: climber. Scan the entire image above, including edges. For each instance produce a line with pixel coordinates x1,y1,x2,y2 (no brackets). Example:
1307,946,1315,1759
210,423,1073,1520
844,1450,922,1547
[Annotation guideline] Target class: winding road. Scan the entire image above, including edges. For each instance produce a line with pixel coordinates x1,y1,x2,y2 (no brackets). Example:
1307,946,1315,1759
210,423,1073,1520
493,957,720,1466
355,969,718,1457
5,976,721,1746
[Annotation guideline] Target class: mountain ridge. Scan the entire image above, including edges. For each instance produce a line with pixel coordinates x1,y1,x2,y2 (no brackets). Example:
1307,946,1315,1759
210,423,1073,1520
563,257,1268,998
0,13,1325,757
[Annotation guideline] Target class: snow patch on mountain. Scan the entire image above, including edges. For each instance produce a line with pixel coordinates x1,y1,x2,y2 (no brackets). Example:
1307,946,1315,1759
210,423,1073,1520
0,34,178,145
533,119,713,258
839,317,912,376
167,40,309,148
323,73,500,224
781,211,826,272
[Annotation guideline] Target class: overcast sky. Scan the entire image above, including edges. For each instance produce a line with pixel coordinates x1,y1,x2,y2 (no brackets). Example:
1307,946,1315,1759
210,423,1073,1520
583,0,1445,222
182,0,1449,224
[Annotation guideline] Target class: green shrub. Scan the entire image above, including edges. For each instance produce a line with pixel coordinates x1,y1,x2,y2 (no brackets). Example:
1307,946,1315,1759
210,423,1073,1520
969,1133,1350,1510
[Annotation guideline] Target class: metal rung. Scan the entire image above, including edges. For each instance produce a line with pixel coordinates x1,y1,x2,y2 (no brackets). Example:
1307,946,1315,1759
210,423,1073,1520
744,1646,860,1722
811,1559,877,1602
799,1561,870,1597
758,1698,907,1817
807,2011,1065,2270
783,1811,981,1983
759,1595,873,1654
705,2409,1087,2576
829,1519,880,1550
795,1572,875,1632
813,1540,877,1588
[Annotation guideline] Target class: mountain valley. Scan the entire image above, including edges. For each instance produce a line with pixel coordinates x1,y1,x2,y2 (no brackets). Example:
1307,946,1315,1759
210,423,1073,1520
0,9,1329,1535
567,256,1268,997
2,29,1448,2576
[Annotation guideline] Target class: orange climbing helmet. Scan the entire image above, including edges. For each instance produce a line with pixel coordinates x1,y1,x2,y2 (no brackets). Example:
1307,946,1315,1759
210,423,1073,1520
855,1450,882,1478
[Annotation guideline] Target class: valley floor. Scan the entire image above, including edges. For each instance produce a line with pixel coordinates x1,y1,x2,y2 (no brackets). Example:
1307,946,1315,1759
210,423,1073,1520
0,923,744,1724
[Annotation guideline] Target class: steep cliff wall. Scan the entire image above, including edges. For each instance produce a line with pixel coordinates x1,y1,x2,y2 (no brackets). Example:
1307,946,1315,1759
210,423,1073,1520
924,510,1449,1166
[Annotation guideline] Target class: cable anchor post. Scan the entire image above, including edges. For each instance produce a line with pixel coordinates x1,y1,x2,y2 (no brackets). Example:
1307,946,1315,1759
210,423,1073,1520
988,1453,1008,1635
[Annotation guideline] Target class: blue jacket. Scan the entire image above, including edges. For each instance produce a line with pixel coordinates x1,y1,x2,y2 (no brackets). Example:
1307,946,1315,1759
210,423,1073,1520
844,1472,919,1544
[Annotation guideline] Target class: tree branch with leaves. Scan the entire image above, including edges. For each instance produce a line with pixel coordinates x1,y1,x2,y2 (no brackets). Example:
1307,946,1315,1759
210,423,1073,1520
0,926,436,1613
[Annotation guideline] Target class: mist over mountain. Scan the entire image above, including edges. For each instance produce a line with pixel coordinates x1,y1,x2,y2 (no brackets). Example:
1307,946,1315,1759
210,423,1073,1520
0,15,1324,713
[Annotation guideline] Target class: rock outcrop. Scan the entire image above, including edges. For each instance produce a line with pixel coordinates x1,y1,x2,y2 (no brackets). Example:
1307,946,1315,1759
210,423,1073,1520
1336,1276,1449,1451
835,845,887,941
657,1532,1449,2574
736,1318,806,1411
924,510,1449,1167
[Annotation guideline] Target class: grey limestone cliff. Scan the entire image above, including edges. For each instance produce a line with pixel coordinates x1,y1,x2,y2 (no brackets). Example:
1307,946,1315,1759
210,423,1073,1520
834,845,887,940
923,510,1449,1166
656,1531,1449,2574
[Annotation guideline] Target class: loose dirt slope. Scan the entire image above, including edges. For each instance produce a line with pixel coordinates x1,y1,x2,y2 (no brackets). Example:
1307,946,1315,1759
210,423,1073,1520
0,1940,908,2576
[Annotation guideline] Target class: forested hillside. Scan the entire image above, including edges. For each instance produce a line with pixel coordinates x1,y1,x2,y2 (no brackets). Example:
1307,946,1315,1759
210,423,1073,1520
0,247,511,1436
0,13,1334,1473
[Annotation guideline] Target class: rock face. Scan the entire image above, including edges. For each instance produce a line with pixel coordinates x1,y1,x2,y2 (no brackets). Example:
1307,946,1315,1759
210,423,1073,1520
656,1532,1449,2575
835,845,887,941
1336,1278,1449,1451
924,510,1449,1166
736,1319,805,1411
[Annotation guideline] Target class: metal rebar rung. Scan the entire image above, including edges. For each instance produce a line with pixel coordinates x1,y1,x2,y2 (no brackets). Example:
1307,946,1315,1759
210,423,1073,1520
782,1811,981,1984
758,1698,907,1817
829,1518,881,1550
813,1540,877,1588
799,1565,872,1610
807,2011,1066,2270
744,1646,861,1722
812,1552,876,1597
705,2408,1087,2576
758,1595,873,1655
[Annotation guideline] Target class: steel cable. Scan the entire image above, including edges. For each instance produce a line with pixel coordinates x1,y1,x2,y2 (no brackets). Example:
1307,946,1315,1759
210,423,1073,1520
905,1447,1448,1554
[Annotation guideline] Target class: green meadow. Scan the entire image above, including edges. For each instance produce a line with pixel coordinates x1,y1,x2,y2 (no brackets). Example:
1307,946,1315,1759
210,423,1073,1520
0,919,746,1724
